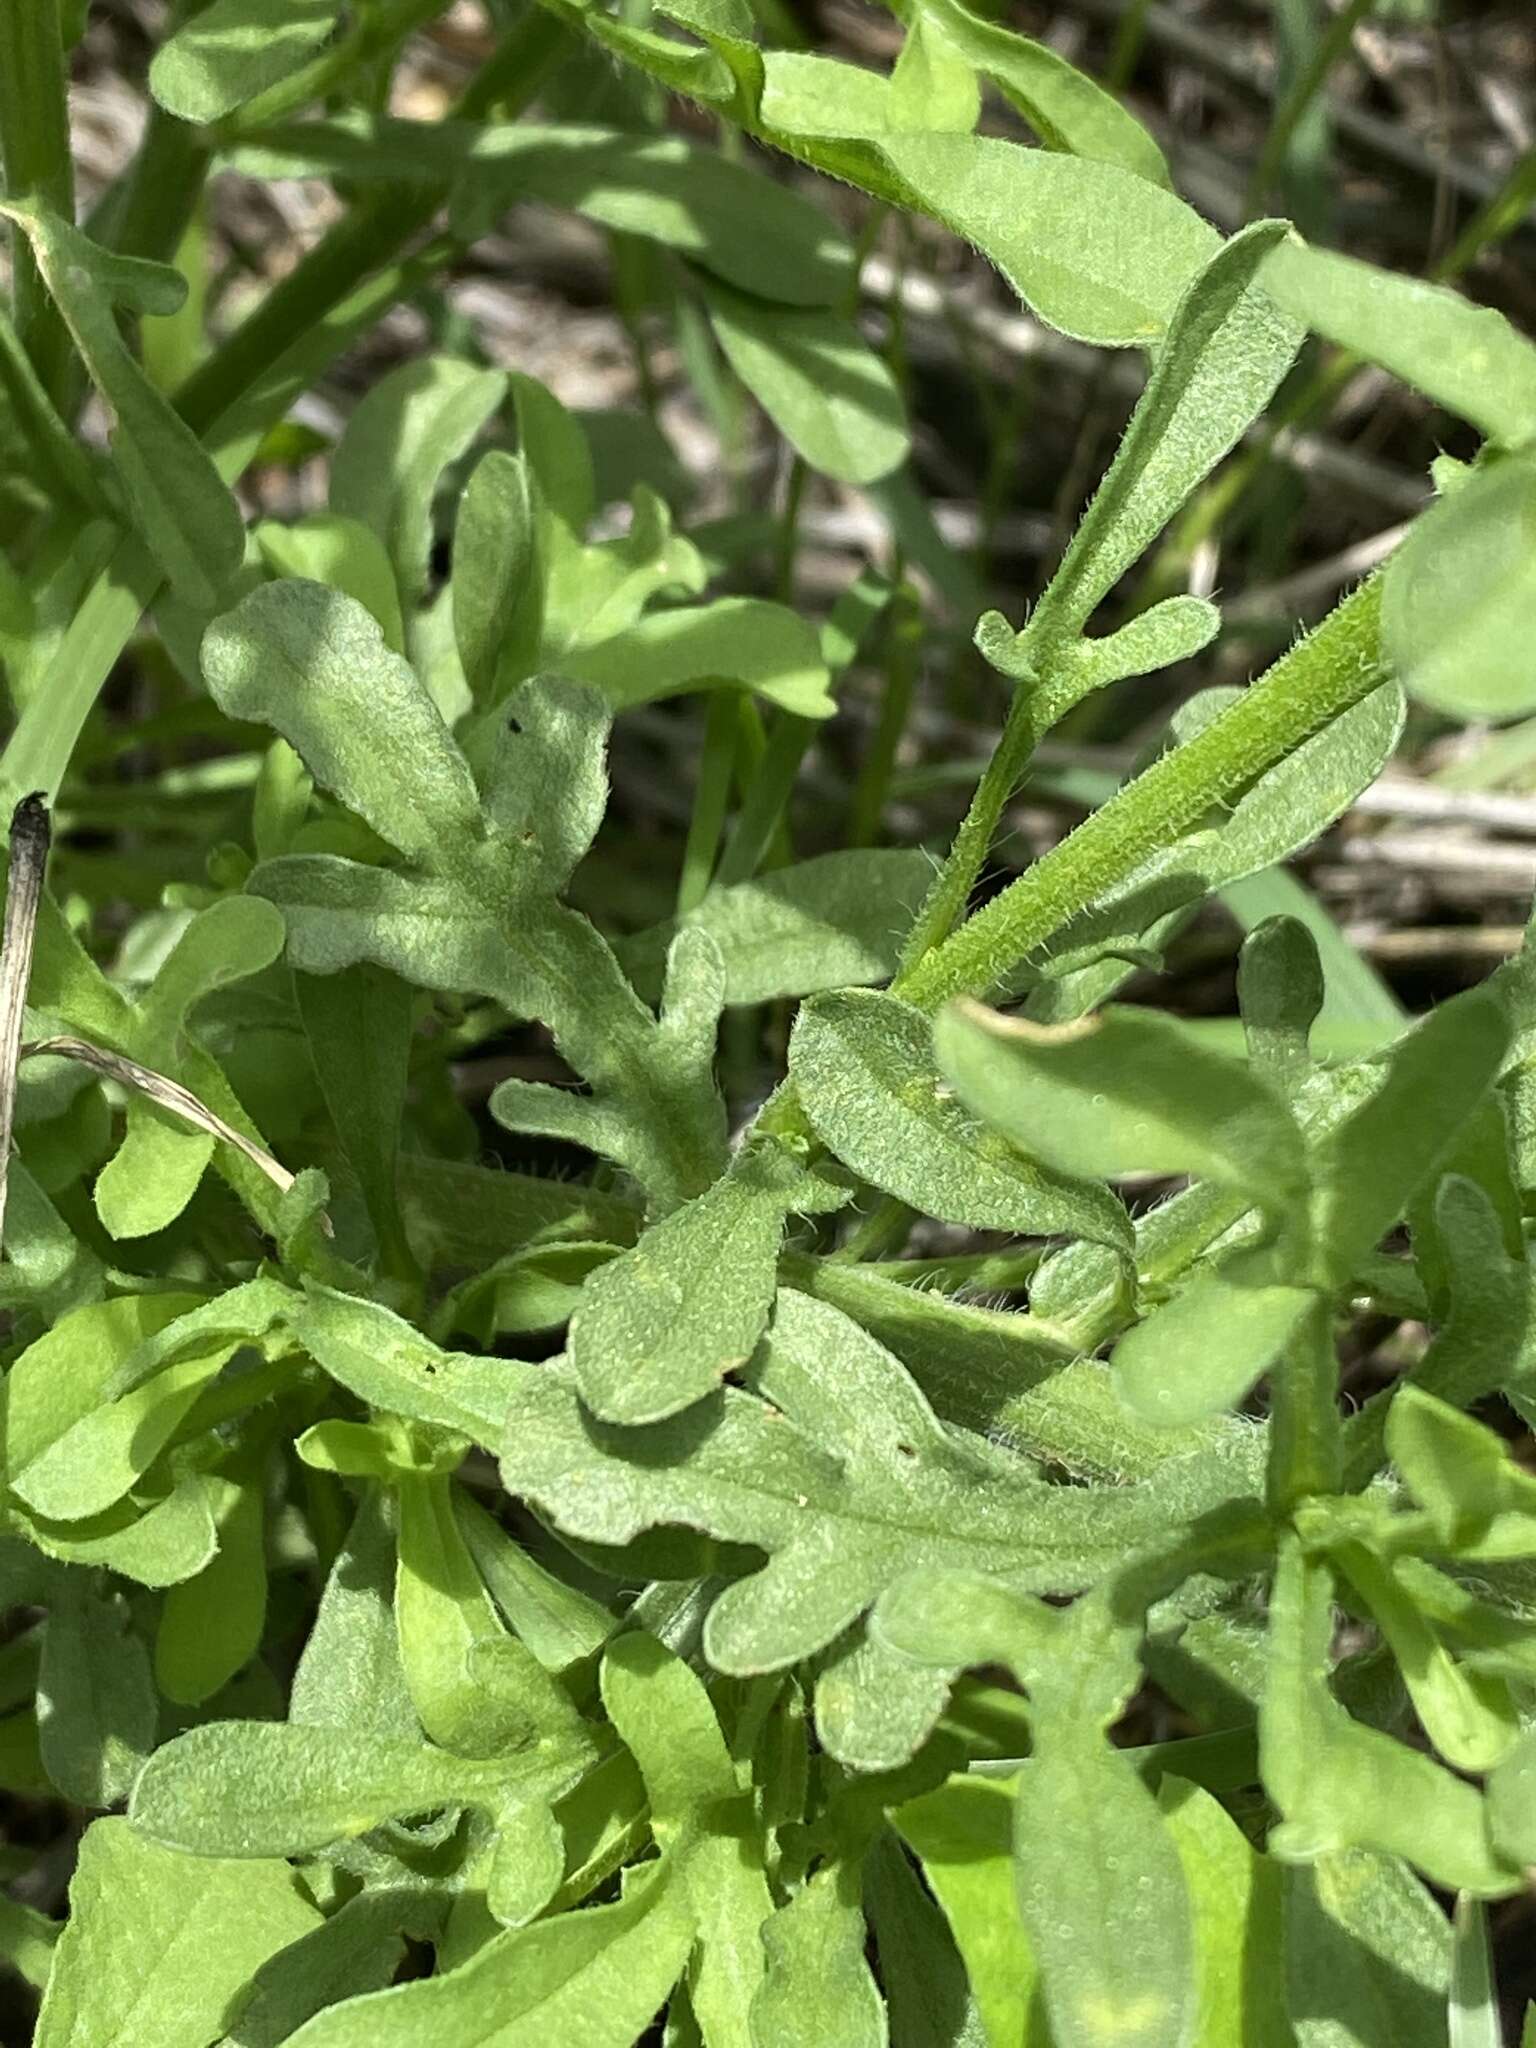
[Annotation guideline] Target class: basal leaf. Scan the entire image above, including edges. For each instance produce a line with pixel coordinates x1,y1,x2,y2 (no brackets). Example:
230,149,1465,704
567,1145,844,1425
1284,1850,1452,2048
155,1472,268,1705
502,1290,1244,1682
130,1719,584,1858
895,1774,1046,2048
255,513,406,653
34,1819,319,2048
297,963,417,1281
624,850,934,1007
38,1582,157,1806
1260,1539,1517,1895
330,356,507,604
450,125,853,307
749,1860,886,2048
453,448,543,705
203,581,485,870
602,1632,774,2046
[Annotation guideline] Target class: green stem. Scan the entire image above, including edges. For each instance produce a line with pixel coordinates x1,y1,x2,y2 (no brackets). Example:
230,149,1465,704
0,0,74,402
1266,1295,1341,1513
834,1196,916,1262
775,456,808,607
898,577,1386,1012
849,591,919,848
1247,0,1374,217
677,694,740,916
715,713,813,887
896,663,1070,973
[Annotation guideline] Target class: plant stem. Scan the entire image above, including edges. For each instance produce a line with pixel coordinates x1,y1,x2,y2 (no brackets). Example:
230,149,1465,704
1247,0,1374,219
775,456,808,607
0,0,74,402
898,575,1386,1011
849,591,919,848
677,694,739,916
1266,1295,1342,1513
715,712,813,887
896,661,1071,973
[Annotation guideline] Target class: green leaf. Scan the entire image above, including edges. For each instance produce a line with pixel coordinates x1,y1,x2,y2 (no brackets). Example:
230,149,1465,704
625,850,935,1007
1260,1538,1517,1895
1486,1725,1536,1867
34,1818,319,2048
289,1287,514,1444
21,1475,220,1588
1024,219,1304,640
935,998,1308,1229
567,1146,842,1426
0,201,244,609
453,448,543,705
889,12,979,135
255,513,406,653
290,1492,418,1746
297,963,417,1281
330,356,507,605
1449,1894,1499,2048
1111,1253,1316,1428
130,1719,583,1858
204,581,485,869
602,1632,774,2046
222,1889,442,2048
793,988,1132,1251
1261,238,1536,448
1239,915,1325,1084
705,281,909,485
1312,988,1509,1291
912,0,1166,182
873,136,1217,346
749,1860,886,2048
1284,1850,1452,2048
451,125,853,308
0,1892,59,1994
1335,1542,1518,1775
1159,1777,1290,2048
1383,454,1536,721
562,597,835,719
501,1290,1243,1681
394,1471,587,1762
149,0,342,122
456,1491,615,1675
1386,1386,1536,1558
38,1581,157,1806
288,1862,692,2047
895,1776,1046,2048
864,1832,989,2048
3,1290,201,1498
155,1473,268,1705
